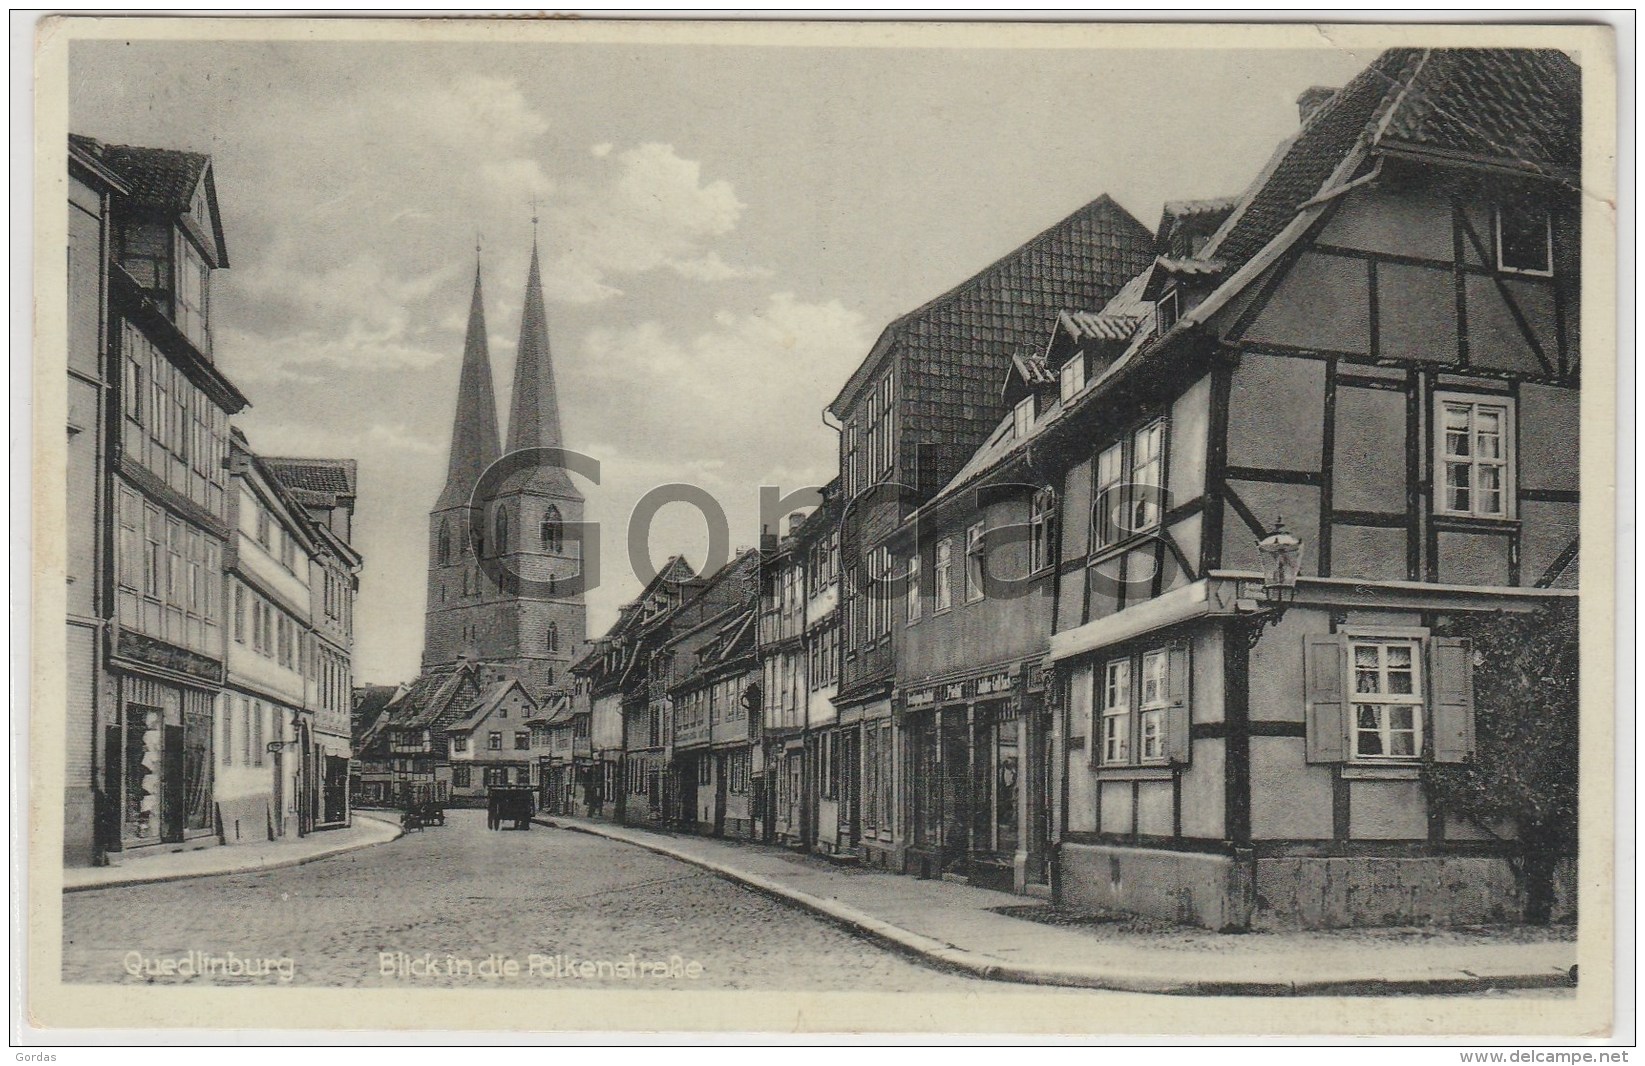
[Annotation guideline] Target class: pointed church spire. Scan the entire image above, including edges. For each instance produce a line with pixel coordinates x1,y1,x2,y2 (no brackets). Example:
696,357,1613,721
505,238,565,454
437,258,502,509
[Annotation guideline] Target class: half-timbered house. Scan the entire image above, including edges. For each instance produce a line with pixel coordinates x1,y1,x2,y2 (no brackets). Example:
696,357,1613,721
1029,48,1580,928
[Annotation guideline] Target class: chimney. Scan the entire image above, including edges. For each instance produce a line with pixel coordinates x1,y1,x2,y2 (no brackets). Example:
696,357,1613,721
786,510,809,538
1297,85,1337,125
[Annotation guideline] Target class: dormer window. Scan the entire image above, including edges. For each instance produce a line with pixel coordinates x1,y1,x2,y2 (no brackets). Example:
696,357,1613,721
1495,203,1552,276
1059,354,1086,402
1013,396,1036,439
1156,287,1181,333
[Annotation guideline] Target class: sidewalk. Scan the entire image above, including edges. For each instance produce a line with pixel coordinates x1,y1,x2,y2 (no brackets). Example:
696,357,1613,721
63,813,402,893
536,814,1577,996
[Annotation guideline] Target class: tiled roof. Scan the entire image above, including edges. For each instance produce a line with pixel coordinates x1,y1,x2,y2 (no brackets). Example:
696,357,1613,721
1058,310,1144,344
1379,48,1581,178
1161,196,1239,221
1205,49,1416,271
262,457,357,497
1011,352,1058,388
872,194,1156,496
1206,48,1580,277
96,142,209,213
448,679,531,732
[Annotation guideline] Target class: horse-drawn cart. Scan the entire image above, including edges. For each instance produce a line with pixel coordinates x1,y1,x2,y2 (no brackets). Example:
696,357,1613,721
398,783,447,830
487,786,535,830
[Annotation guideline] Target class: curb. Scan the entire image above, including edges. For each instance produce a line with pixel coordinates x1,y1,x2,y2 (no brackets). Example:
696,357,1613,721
534,816,1576,997
63,814,405,894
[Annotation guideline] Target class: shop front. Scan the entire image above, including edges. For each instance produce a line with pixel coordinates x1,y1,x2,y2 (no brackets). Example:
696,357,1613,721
900,665,1046,893
106,672,217,856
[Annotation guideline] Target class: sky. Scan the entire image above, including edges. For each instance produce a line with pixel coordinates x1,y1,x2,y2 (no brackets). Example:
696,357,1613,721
70,33,1377,684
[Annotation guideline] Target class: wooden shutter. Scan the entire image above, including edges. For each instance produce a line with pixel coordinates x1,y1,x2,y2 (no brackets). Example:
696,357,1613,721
1304,634,1347,763
1165,640,1192,764
1428,636,1476,763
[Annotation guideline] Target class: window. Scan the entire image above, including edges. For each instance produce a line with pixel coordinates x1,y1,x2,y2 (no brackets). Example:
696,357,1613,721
1130,421,1165,532
905,552,922,623
1094,442,1125,548
233,584,245,643
515,731,530,751
452,765,471,789
176,240,211,351
221,701,233,767
1436,395,1515,519
1093,420,1168,549
867,546,892,638
1060,354,1086,402
728,749,751,794
1496,203,1552,276
251,701,264,767
256,507,271,549
453,735,468,753
1139,650,1169,762
964,523,985,603
488,731,502,751
1156,286,1181,333
1349,639,1423,760
494,506,509,556
546,622,559,653
541,506,563,552
438,520,451,565
1100,660,1131,764
934,538,953,611
1030,489,1055,573
280,530,296,571
1013,396,1035,439
1096,643,1191,767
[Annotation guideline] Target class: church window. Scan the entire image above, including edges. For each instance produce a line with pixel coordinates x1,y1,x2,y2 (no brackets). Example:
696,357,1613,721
494,507,509,556
547,622,559,653
541,507,563,552
438,520,451,566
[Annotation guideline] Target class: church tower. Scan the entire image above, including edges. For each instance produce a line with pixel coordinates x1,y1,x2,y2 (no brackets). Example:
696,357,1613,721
421,241,586,703
423,258,503,674
486,239,586,699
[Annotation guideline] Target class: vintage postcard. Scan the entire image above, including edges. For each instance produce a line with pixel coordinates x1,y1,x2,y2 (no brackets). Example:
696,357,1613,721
24,16,1621,1040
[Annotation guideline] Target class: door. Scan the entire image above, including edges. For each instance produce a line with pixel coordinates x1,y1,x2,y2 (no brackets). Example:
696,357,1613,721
940,710,970,873
272,752,284,837
841,727,861,847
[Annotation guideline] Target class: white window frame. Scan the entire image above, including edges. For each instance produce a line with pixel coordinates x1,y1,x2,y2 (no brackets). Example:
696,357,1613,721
1030,489,1055,574
1094,442,1126,549
1138,649,1169,763
1434,392,1516,520
1100,659,1131,764
1059,354,1086,403
1346,634,1426,762
964,522,985,603
933,538,953,612
1494,203,1553,277
905,551,921,624
1013,396,1035,440
1156,286,1181,333
1130,420,1166,534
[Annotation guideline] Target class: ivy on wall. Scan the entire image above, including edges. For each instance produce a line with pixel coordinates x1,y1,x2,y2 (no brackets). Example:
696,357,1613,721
1423,600,1579,923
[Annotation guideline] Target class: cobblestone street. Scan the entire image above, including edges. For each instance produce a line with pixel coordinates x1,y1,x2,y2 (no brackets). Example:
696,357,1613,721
61,811,1046,992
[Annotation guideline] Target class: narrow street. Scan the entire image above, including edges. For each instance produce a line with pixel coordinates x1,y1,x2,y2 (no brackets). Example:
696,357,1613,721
62,812,1052,992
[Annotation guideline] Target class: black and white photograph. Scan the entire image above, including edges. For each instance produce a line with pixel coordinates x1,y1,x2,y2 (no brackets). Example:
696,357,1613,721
24,16,1621,1040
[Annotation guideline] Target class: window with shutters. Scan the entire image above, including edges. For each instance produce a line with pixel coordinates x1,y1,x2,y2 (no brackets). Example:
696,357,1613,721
1305,629,1475,766
1094,640,1191,768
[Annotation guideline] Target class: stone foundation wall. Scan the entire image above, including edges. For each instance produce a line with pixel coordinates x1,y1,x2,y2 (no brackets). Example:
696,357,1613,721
1058,843,1252,930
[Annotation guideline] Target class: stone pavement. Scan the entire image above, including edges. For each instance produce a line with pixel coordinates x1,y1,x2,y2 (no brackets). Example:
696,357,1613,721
535,814,1578,996
62,812,402,892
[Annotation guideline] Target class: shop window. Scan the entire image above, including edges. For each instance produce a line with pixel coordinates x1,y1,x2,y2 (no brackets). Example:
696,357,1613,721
123,703,164,841
1304,632,1474,765
1435,394,1516,520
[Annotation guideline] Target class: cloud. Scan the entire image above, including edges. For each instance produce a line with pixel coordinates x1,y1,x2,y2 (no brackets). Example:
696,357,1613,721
575,291,869,482
545,142,754,302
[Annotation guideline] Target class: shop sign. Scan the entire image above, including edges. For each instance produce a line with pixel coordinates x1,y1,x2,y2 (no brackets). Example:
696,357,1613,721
974,670,1014,697
903,687,937,711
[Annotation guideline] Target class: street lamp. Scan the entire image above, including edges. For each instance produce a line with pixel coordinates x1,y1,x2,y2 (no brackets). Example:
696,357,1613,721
1255,517,1303,613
